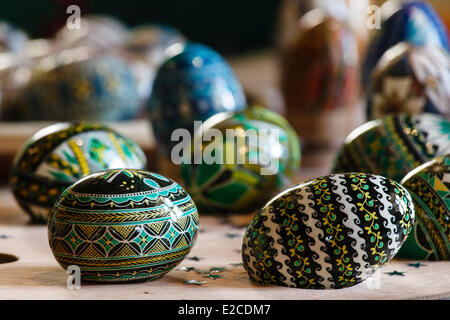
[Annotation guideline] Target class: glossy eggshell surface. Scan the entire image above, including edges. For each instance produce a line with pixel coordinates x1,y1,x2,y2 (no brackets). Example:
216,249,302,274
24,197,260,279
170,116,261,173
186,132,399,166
180,107,301,214
367,43,450,120
10,56,141,121
242,173,415,289
48,169,199,283
148,42,246,156
333,113,450,182
398,154,450,260
281,11,359,112
9,122,147,222
362,1,449,88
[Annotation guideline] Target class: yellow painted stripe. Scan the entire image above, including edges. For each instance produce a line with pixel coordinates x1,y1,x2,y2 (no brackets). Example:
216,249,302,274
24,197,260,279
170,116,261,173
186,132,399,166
68,139,89,175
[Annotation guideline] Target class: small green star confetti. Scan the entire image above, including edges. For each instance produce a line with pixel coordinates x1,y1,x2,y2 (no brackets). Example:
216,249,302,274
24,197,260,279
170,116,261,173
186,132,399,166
407,262,427,268
178,266,195,272
225,233,240,238
187,256,203,261
231,262,243,267
184,280,207,285
204,273,223,280
385,271,405,276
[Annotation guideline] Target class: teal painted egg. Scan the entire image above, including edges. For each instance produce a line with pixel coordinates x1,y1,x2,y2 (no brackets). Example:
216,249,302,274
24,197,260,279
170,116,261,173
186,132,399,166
48,169,199,283
397,154,450,260
9,122,147,223
333,113,450,182
242,173,414,289
367,43,450,120
147,42,247,157
180,106,301,214
9,55,141,121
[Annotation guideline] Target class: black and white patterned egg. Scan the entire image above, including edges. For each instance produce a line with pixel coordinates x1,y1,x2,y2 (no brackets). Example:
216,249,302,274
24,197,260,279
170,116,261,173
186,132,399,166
242,173,415,289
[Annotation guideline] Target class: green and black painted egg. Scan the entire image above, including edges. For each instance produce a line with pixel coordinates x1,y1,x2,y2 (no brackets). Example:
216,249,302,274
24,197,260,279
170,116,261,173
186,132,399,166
48,169,199,283
398,154,450,260
242,173,415,289
333,113,450,182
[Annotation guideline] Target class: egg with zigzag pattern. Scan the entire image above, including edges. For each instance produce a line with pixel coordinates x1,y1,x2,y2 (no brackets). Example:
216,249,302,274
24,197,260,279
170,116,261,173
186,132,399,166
242,173,414,289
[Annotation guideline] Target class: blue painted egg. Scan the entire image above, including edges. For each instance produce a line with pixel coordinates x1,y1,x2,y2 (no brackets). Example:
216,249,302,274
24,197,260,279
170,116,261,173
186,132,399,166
8,55,141,121
147,42,247,156
367,42,450,120
362,1,449,89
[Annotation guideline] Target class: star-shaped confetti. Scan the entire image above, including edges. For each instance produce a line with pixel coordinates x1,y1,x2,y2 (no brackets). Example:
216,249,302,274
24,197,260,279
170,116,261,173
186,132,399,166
184,280,207,285
204,273,223,280
407,262,427,268
231,262,243,267
0,235,8,239
225,233,240,238
178,266,196,272
385,271,405,276
187,256,203,261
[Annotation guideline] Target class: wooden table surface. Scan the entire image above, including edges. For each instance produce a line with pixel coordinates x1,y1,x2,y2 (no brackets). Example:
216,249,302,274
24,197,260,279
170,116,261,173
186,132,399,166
1,168,449,300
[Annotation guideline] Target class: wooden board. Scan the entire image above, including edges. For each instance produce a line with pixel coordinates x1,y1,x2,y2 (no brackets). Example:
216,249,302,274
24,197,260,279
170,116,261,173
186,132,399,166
0,187,449,300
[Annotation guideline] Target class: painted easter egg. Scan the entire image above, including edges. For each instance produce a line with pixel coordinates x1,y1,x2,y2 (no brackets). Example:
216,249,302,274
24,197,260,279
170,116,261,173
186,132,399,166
362,1,449,89
367,42,450,120
48,169,199,283
180,106,301,214
147,42,246,157
397,154,450,260
242,173,415,289
9,122,147,222
333,113,450,182
280,9,359,113
8,55,141,121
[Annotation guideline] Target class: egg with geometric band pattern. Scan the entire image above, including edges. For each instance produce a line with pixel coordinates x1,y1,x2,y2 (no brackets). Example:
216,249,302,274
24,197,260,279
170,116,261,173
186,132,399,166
242,173,414,289
48,169,199,283
333,113,450,182
397,154,450,260
9,122,146,223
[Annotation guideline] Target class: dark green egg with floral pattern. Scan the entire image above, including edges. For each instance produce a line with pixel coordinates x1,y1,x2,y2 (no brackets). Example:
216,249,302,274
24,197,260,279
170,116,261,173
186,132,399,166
242,173,415,289
48,169,199,283
398,154,450,260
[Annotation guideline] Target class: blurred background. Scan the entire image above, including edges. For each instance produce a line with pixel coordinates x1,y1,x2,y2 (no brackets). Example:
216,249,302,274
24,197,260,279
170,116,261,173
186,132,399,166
0,0,449,182
0,0,280,54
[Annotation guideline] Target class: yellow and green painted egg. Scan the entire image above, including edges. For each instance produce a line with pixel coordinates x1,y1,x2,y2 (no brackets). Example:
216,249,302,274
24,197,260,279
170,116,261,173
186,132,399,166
9,122,146,222
180,106,301,214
